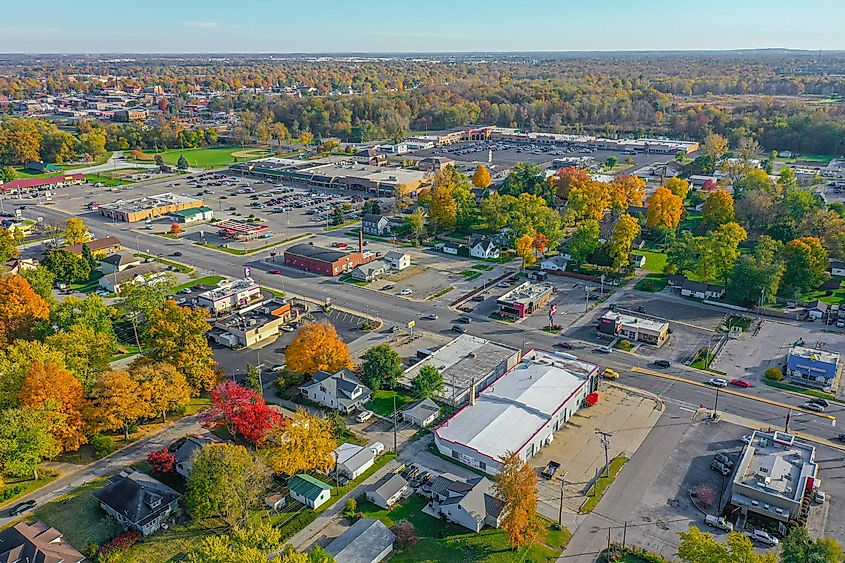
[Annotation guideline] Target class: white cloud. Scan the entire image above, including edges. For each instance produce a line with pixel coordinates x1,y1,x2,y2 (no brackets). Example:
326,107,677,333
183,21,218,29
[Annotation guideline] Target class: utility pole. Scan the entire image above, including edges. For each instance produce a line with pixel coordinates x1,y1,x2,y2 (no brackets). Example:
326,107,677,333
256,350,265,393
596,431,612,477
392,396,398,453
713,387,720,419
622,521,628,548
785,408,791,433
558,472,567,526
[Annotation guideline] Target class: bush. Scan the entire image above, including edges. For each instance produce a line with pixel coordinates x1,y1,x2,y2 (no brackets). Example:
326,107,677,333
693,483,717,508
91,435,116,458
278,510,319,541
98,530,141,559
0,484,23,503
765,367,784,381
617,339,633,351
344,498,357,514
391,519,418,547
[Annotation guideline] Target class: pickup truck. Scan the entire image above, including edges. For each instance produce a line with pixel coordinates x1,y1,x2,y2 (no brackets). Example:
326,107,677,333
704,515,733,531
541,461,561,480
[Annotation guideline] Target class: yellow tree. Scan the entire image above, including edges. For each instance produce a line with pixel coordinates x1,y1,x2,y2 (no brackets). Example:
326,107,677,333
134,363,192,422
494,452,542,549
19,361,88,452
63,218,89,246
664,177,690,200
646,187,684,230
515,233,536,272
285,321,352,375
0,274,50,348
702,189,735,228
260,409,337,475
608,174,646,211
472,165,492,188
427,185,457,235
142,300,217,393
565,182,610,222
609,214,641,271
702,132,729,161
88,370,149,440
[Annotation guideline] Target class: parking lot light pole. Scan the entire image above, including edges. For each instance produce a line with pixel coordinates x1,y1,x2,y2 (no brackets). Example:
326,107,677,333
713,387,720,418
558,471,567,526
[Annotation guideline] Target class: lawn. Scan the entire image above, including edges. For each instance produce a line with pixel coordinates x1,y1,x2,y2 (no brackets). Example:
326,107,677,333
68,271,105,293
85,173,131,187
367,389,416,417
580,455,629,514
171,275,224,292
460,270,483,281
339,274,369,286
634,274,669,292
762,379,839,403
127,145,272,169
631,249,667,273
34,478,124,551
0,470,59,509
799,278,845,305
358,496,570,562
678,209,703,233
111,342,141,362
472,264,494,271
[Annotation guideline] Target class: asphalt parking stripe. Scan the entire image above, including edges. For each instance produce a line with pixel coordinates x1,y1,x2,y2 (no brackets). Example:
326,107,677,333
631,366,836,421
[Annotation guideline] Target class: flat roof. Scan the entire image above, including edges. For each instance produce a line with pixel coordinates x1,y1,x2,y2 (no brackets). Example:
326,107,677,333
100,192,201,213
285,243,353,263
789,346,840,365
401,334,520,401
435,349,597,462
215,219,269,234
600,311,669,334
197,278,259,302
498,281,554,306
233,157,427,185
733,431,817,503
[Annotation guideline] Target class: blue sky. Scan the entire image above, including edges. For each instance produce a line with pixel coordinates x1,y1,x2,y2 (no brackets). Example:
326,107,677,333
3,0,845,53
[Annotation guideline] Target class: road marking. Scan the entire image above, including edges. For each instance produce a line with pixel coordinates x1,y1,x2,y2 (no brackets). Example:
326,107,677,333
678,406,696,413
631,366,836,421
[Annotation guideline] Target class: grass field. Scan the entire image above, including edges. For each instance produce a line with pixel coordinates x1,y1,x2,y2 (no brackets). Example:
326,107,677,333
631,249,667,273
0,470,59,509
367,389,416,417
359,496,570,562
128,145,272,169
799,278,845,305
172,275,224,292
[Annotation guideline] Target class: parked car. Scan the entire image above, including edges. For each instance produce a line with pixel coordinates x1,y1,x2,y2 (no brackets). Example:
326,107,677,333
270,364,285,372
382,284,395,291
836,434,845,442
704,515,733,532
355,410,373,423
422,314,438,320
270,269,282,274
457,316,471,324
815,489,826,503
742,435,753,444
809,398,830,409
280,325,295,332
452,325,467,334
730,378,752,388
398,288,413,296
472,295,486,302
708,378,728,388
172,251,183,257
555,341,574,350
714,453,734,468
749,529,779,546
593,346,612,354
710,461,731,476
8,500,36,516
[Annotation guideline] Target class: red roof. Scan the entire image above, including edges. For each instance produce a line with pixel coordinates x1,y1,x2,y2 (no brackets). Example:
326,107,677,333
1,174,85,192
701,179,719,191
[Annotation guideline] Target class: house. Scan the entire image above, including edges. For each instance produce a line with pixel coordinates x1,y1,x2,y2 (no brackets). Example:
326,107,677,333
98,263,166,294
3,257,38,275
299,369,373,414
288,474,332,509
362,214,390,236
401,398,440,428
631,254,647,268
93,471,181,536
540,255,569,272
831,260,845,277
366,473,409,510
807,300,830,320
64,235,122,256
351,260,387,282
470,237,500,260
383,250,411,271
99,251,142,274
334,442,375,480
427,474,504,532
172,435,214,478
265,492,287,510
678,277,725,300
0,521,84,563
435,241,466,256
24,161,60,173
325,518,396,563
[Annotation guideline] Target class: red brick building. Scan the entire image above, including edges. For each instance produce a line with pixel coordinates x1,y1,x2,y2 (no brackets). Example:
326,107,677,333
284,243,374,276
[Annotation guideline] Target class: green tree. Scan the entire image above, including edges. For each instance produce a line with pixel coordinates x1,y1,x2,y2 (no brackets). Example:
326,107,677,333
81,244,98,271
499,163,553,204
331,207,344,226
0,165,16,183
702,189,735,228
781,236,829,296
177,154,189,170
21,265,55,303
780,527,843,563
678,525,776,563
0,404,59,480
244,363,261,391
51,294,116,340
0,228,19,263
361,344,402,391
480,192,512,231
186,443,270,526
402,208,426,246
709,222,748,285
567,219,601,266
605,156,618,170
186,520,283,563
42,248,91,283
411,365,444,398
46,325,115,389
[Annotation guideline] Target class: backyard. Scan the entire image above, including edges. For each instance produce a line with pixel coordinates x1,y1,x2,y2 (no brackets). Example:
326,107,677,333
358,495,570,562
367,389,416,417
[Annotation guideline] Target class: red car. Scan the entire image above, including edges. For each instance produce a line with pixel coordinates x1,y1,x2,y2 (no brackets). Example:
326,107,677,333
270,269,282,275
730,378,751,388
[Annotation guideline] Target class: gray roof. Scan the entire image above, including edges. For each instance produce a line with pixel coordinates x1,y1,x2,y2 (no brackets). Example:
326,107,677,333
355,260,386,276
100,250,139,267
383,250,408,261
301,369,372,409
102,262,164,285
285,243,350,263
362,214,387,225
93,471,181,527
472,237,496,252
172,436,213,465
402,398,439,421
368,473,408,501
438,476,504,523
340,445,375,473
326,518,396,563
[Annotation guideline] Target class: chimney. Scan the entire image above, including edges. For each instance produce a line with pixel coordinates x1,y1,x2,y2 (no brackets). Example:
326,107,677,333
469,377,476,406
358,228,364,254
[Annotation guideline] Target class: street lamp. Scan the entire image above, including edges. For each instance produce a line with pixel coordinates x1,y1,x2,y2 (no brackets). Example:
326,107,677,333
712,387,720,419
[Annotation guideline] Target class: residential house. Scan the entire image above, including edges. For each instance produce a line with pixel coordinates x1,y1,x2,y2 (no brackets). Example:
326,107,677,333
540,254,569,272
299,369,373,414
24,161,60,174
334,442,375,480
99,251,142,274
93,471,181,536
0,521,84,563
678,277,725,300
427,474,504,532
288,474,332,509
470,237,500,260
831,260,845,277
172,435,214,479
807,300,830,321
64,235,122,256
98,263,166,294
366,474,409,510
362,214,390,237
325,518,396,563
351,260,387,282
3,257,38,275
435,241,466,256
401,398,440,428
383,250,411,271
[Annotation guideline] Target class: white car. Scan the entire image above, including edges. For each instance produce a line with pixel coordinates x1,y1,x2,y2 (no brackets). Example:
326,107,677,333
355,410,373,423
815,490,826,503
741,434,753,444
708,378,728,388
749,529,779,546
398,289,413,296
803,402,826,412
422,314,438,320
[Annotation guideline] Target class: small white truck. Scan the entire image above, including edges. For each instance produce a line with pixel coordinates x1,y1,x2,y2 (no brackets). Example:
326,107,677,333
704,515,733,532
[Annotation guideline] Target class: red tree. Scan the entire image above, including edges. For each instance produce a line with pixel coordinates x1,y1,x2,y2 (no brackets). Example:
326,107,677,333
532,233,549,256
148,448,175,473
203,381,283,444
231,403,284,444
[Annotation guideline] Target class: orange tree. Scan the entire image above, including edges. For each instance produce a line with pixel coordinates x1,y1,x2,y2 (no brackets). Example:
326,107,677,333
646,186,684,231
495,452,542,549
0,274,50,348
19,361,88,452
285,321,352,374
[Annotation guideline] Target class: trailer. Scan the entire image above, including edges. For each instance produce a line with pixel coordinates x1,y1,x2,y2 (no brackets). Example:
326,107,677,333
541,461,561,480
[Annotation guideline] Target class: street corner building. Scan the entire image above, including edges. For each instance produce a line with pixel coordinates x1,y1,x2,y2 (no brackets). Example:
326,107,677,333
433,349,599,474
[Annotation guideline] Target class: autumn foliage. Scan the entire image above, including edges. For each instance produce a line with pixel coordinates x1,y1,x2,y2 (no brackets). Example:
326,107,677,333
646,186,685,230
203,381,283,444
148,447,176,473
19,361,88,452
284,321,352,375
495,452,542,549
260,409,337,476
170,223,182,235
0,274,50,348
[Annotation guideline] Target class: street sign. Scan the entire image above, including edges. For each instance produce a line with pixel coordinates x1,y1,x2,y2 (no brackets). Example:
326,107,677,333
407,320,415,328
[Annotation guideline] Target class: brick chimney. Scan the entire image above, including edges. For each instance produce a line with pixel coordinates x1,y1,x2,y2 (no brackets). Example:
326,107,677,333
358,228,364,254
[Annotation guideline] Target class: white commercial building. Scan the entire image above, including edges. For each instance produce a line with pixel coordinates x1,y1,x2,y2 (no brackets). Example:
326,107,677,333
434,349,599,474
196,277,262,315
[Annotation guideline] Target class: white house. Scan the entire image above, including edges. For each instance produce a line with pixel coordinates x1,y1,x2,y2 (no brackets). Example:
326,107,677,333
401,398,440,428
334,442,375,480
351,260,387,282
289,474,332,509
383,250,411,271
541,255,569,272
299,370,373,414
98,263,166,294
470,237,500,260
366,473,409,509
